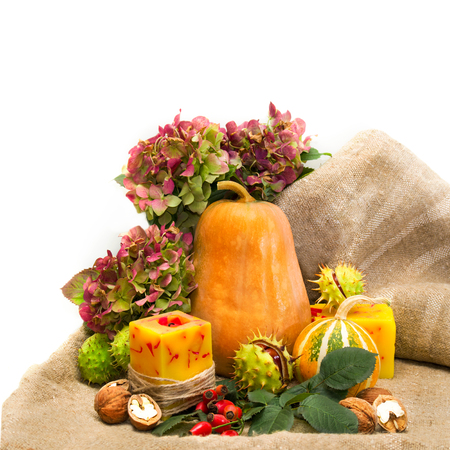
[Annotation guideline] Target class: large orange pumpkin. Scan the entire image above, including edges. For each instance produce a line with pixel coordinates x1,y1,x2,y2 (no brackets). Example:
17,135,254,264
190,181,311,376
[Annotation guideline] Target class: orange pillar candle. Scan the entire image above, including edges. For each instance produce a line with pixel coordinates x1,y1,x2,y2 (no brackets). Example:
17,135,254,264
129,311,213,381
310,303,396,379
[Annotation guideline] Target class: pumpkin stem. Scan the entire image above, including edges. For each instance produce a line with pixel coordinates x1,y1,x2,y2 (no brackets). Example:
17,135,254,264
217,181,256,203
335,295,391,320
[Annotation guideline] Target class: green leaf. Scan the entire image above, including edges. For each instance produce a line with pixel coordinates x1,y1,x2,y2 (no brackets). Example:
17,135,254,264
319,389,348,404
158,211,172,226
297,395,359,434
248,405,295,436
301,148,332,161
177,301,191,313
282,392,315,408
299,167,315,179
303,373,325,391
284,374,347,404
279,384,308,407
320,347,377,391
207,187,227,203
114,173,125,186
175,210,189,227
166,206,178,217
155,297,170,310
202,181,212,200
198,139,213,155
129,280,146,294
205,126,223,147
247,390,276,405
156,170,168,184
268,396,282,406
152,411,199,436
302,373,347,402
179,211,200,230
188,200,208,214
165,195,182,208
204,153,222,173
145,208,154,221
178,182,190,197
61,269,99,305
111,297,131,313
242,406,265,421
199,164,210,181
189,174,203,188
182,191,195,206
165,140,186,159
189,178,205,201
165,277,180,292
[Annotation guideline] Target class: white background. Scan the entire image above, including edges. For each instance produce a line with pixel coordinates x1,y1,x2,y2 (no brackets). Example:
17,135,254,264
1,0,449,432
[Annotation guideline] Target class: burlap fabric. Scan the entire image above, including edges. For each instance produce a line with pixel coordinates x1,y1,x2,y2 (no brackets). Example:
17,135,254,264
2,130,450,449
275,129,450,369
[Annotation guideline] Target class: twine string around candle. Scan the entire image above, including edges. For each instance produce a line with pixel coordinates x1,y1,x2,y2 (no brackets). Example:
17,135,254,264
127,363,216,417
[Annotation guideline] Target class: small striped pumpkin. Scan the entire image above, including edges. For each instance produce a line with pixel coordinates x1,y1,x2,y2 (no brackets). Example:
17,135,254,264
293,295,389,396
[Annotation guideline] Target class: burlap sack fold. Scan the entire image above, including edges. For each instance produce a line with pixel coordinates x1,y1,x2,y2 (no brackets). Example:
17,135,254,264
274,129,450,369
2,129,450,449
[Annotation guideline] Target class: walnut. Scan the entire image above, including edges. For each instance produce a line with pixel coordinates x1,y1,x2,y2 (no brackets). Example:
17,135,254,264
128,394,162,431
94,379,131,424
356,387,393,405
339,397,377,434
373,395,407,433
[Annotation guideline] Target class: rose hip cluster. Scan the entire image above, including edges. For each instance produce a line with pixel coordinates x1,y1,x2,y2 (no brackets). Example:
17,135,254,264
190,385,243,437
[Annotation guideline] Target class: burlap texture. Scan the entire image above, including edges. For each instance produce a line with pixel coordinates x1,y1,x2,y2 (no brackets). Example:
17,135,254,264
2,130,450,449
274,129,450,368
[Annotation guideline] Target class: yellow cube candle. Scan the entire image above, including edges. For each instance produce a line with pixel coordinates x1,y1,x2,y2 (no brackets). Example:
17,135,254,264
310,303,396,379
129,311,213,381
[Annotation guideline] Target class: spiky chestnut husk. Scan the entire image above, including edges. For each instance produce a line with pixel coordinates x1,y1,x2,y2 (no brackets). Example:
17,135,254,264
110,325,130,371
78,333,121,384
310,262,365,309
232,333,294,394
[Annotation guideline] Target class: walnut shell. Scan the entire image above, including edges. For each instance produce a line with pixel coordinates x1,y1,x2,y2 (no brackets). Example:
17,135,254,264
339,397,377,434
373,395,407,433
94,379,131,424
356,387,393,405
128,394,162,431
